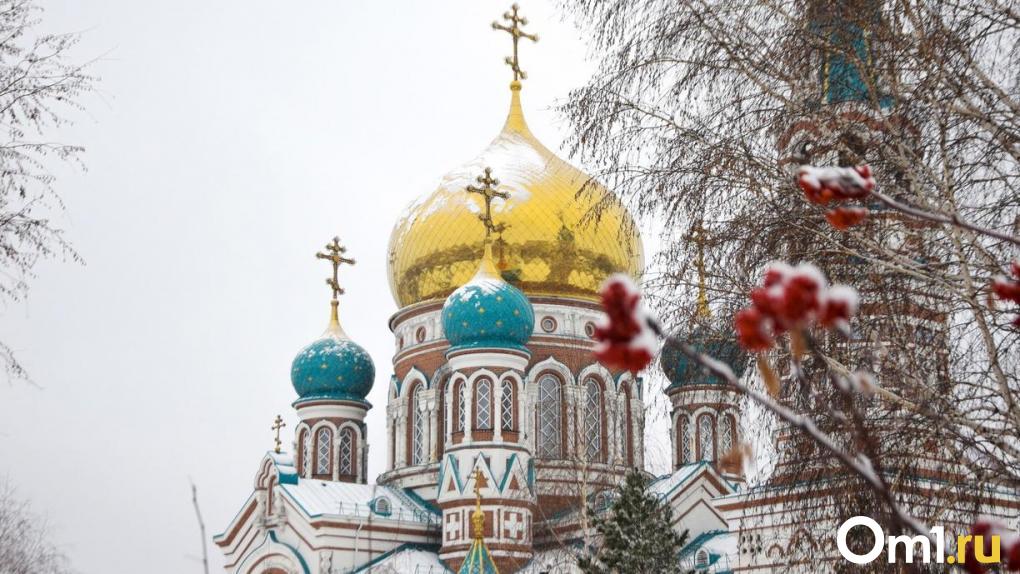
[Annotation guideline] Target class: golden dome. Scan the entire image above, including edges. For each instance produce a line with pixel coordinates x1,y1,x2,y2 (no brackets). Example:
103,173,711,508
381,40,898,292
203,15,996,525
387,82,644,308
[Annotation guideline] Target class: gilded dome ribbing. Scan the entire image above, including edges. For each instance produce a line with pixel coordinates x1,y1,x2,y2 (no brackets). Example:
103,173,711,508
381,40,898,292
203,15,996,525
387,83,643,308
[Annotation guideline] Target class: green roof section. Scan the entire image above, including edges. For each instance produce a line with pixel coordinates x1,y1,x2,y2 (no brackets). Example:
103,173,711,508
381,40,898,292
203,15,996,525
458,535,500,574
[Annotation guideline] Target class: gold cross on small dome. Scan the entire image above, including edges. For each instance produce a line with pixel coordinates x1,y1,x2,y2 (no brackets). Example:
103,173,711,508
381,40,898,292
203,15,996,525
492,3,538,82
466,167,510,238
316,237,356,302
271,414,286,454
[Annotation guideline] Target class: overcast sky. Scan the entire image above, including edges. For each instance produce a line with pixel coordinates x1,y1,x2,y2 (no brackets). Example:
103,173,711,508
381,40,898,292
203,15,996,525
0,1,668,572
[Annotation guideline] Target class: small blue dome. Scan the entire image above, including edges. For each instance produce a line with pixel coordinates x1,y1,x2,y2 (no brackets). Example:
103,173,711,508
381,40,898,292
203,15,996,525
291,321,375,404
660,327,748,389
441,251,534,353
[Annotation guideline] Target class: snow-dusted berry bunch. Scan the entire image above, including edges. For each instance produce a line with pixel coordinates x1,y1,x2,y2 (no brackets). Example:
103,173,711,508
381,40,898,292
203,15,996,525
992,261,1020,328
592,274,659,373
965,518,1020,573
797,164,875,231
735,262,859,352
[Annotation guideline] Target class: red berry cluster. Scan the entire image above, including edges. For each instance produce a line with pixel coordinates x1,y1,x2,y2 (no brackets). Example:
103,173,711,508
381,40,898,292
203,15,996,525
964,519,1020,573
735,263,859,352
992,261,1020,328
593,275,657,373
797,164,876,231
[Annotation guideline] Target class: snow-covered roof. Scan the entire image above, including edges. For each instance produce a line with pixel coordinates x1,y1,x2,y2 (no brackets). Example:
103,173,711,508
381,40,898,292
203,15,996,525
650,462,710,499
267,452,299,484
518,547,582,573
281,479,439,525
352,544,449,573
679,530,738,573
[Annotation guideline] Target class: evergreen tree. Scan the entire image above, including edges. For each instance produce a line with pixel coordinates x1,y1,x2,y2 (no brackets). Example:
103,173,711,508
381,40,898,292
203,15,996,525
578,469,689,574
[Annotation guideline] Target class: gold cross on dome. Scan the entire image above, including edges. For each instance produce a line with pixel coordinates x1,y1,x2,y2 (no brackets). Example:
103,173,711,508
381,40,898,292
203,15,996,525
492,3,539,82
271,415,286,454
466,167,510,238
315,237,356,301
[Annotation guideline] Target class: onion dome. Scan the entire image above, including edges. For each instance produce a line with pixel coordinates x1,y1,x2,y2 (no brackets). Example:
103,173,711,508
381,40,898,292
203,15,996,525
291,237,375,405
660,327,748,389
442,243,534,354
387,81,644,308
291,305,375,404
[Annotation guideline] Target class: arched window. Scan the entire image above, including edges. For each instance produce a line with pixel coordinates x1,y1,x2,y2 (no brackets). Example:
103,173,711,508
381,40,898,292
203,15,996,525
720,414,735,459
412,385,426,465
456,381,466,432
372,496,392,516
537,375,562,458
437,375,449,458
298,429,308,476
475,378,492,431
679,416,693,465
698,414,715,461
584,379,603,462
315,427,332,476
500,380,514,431
695,548,710,568
339,428,355,476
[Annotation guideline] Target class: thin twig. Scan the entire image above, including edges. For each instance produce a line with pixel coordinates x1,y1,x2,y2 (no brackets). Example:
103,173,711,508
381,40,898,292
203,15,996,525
190,479,210,574
647,319,931,539
871,189,1020,246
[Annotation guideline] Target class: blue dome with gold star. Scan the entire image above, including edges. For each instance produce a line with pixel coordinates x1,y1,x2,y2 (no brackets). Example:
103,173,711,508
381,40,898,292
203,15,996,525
291,310,375,405
442,244,534,353
660,326,748,389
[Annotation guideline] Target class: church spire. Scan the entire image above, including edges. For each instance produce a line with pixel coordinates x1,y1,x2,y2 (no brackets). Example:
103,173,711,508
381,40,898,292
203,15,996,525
457,469,500,574
315,236,355,332
465,166,511,282
466,167,510,240
271,414,286,454
492,3,538,84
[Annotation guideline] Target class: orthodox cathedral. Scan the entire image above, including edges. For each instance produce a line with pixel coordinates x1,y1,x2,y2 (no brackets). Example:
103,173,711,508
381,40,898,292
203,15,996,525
214,4,1017,574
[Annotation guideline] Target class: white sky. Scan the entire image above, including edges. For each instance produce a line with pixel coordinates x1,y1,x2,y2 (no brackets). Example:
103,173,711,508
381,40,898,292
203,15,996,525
0,1,668,572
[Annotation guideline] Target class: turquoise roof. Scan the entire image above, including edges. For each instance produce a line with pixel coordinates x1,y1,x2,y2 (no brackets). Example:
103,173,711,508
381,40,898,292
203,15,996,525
291,318,375,404
679,529,734,573
660,327,747,389
812,9,893,108
442,246,533,354
458,535,500,574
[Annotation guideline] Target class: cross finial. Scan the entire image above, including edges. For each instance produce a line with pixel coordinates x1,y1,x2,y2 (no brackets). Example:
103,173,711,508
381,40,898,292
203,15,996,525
271,415,286,454
492,3,538,82
472,469,487,540
466,167,510,238
315,237,356,302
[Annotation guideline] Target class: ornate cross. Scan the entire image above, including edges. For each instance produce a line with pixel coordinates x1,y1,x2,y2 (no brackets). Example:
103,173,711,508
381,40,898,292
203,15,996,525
473,468,487,499
271,415,286,454
492,4,538,82
466,167,510,238
315,237,355,301
472,469,487,539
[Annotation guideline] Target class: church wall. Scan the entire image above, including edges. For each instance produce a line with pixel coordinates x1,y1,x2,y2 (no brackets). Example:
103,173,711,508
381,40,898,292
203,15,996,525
383,300,643,495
